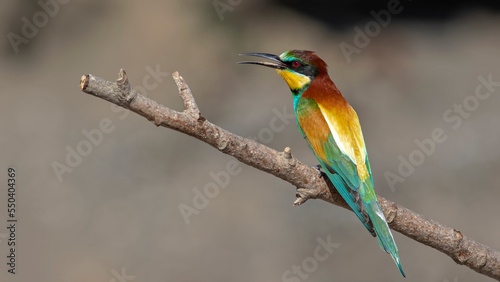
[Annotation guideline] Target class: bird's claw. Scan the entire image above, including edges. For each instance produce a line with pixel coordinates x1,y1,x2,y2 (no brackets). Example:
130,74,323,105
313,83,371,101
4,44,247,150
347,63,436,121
314,164,326,179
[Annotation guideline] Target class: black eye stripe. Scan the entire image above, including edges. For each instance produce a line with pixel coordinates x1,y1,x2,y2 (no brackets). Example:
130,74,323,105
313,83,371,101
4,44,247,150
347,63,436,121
286,60,318,78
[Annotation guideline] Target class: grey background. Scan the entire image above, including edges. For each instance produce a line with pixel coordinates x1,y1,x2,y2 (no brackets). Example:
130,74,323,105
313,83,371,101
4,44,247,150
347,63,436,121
1,1,499,281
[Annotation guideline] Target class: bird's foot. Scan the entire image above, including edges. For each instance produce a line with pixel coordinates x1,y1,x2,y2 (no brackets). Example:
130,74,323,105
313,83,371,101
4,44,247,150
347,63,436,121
314,164,327,179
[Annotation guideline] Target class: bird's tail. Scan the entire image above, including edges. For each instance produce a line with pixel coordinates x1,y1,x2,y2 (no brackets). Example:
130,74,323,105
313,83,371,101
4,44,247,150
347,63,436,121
361,184,406,277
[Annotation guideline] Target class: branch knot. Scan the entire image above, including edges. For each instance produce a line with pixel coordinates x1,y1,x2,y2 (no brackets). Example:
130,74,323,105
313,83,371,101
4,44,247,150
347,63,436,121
282,147,296,167
218,139,228,151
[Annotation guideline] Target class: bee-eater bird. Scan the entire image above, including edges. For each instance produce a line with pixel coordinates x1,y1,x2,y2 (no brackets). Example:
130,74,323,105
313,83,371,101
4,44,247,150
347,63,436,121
239,50,405,277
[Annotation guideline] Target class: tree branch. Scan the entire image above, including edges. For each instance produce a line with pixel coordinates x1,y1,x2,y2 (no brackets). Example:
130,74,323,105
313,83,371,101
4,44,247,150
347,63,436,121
80,70,500,281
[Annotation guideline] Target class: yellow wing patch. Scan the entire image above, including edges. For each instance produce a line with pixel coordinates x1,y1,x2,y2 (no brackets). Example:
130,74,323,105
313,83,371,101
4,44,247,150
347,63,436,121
317,104,370,181
276,69,311,91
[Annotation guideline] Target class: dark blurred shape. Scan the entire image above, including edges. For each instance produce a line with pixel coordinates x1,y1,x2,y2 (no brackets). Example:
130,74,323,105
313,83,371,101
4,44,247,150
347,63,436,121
273,0,500,28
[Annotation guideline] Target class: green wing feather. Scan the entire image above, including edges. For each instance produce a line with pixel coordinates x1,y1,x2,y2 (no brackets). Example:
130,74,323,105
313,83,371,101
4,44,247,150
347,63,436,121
295,97,405,277
315,133,374,234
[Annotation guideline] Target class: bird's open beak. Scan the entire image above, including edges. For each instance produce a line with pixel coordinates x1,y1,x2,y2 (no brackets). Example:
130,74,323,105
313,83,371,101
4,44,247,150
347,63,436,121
238,53,286,70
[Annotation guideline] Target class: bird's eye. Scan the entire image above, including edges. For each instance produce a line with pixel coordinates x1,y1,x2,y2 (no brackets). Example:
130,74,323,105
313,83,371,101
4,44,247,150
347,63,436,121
292,61,300,68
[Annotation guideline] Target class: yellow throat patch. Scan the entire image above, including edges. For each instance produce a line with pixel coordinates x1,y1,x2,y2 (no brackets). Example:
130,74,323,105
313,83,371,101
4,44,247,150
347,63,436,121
276,69,310,91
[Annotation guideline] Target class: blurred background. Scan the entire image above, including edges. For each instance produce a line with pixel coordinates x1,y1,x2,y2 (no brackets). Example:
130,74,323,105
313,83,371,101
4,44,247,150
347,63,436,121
1,0,500,281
